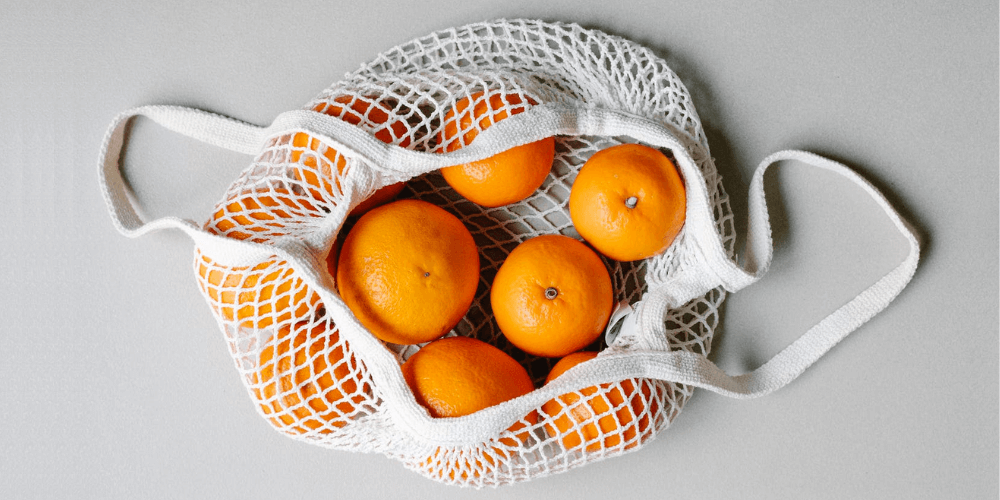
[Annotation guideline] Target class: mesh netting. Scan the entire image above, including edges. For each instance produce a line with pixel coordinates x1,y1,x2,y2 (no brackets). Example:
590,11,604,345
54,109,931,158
192,19,737,487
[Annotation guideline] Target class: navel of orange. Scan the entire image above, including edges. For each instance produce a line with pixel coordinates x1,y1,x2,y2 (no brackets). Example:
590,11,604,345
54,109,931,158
569,143,686,262
490,234,614,358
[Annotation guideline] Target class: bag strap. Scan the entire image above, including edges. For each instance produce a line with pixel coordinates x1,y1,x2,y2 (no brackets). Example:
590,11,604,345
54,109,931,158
619,150,921,399
97,104,549,241
97,105,268,238
97,105,339,271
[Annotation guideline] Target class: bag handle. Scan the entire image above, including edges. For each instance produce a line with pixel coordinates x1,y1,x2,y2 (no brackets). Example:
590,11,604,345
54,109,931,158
97,104,559,241
97,105,269,238
722,150,919,290
623,150,921,399
97,105,328,269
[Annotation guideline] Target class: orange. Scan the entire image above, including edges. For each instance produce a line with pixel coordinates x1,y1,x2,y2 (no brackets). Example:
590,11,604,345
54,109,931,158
541,351,659,453
312,95,410,146
569,143,686,262
292,95,411,216
251,321,371,434
336,199,480,345
195,251,322,330
439,91,555,207
402,336,537,480
200,189,324,329
207,188,326,243
490,234,614,358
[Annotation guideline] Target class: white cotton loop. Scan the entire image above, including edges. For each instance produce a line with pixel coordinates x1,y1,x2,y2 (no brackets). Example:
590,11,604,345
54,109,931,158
604,301,635,346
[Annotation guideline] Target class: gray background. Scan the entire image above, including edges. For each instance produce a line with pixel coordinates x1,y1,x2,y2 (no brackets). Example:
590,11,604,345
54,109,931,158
1,1,997,499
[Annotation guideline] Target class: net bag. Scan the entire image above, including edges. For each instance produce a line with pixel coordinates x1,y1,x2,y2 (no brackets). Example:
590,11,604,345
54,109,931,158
98,19,920,487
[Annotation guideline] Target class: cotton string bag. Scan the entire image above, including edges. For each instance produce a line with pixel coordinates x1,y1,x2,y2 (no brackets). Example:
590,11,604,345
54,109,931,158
97,19,920,487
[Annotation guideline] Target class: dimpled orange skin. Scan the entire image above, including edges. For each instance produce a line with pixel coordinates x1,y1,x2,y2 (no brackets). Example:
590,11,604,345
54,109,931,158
292,95,410,216
542,351,658,452
439,91,555,207
402,336,538,479
252,322,370,434
402,336,535,419
336,200,480,345
490,234,614,358
569,143,686,262
208,187,325,242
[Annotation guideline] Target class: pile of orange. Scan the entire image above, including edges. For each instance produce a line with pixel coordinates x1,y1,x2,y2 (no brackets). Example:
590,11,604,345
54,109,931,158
205,89,688,459
569,143,686,261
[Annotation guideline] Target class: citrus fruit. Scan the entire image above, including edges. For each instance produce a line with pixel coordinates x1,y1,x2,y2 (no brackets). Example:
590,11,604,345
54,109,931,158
291,95,411,216
312,94,410,146
251,321,371,434
402,336,537,480
195,251,322,330
207,187,326,243
336,199,480,345
568,143,686,262
541,351,659,452
402,336,535,419
490,234,614,358
439,91,555,207
201,189,324,329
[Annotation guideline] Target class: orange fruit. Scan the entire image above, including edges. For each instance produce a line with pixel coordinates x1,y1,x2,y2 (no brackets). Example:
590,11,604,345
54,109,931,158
312,95,410,146
251,321,371,434
490,234,614,358
207,187,326,243
439,91,555,207
336,199,480,345
569,143,686,262
402,336,535,419
402,336,537,480
195,251,322,330
292,95,411,216
542,351,659,453
200,189,324,329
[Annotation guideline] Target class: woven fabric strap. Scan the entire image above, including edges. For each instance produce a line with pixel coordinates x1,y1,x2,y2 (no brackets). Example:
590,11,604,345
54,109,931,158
98,105,920,407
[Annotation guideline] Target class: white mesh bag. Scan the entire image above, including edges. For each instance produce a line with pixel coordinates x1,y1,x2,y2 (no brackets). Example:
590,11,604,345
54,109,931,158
98,19,920,487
